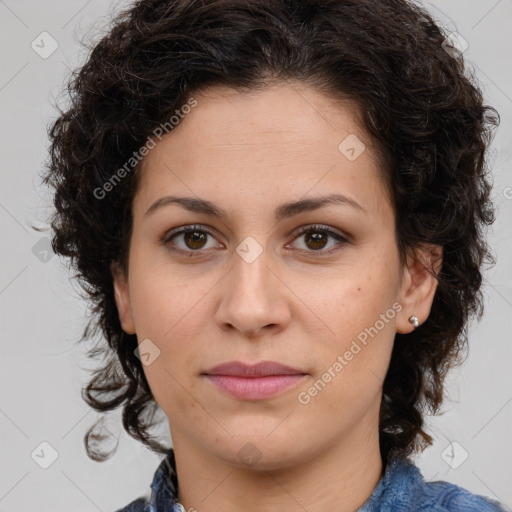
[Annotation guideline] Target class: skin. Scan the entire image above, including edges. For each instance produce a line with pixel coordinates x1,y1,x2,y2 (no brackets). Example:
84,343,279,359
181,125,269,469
112,80,442,512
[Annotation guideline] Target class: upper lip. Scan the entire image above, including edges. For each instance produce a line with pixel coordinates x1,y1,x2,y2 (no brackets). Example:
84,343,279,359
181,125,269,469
203,360,307,377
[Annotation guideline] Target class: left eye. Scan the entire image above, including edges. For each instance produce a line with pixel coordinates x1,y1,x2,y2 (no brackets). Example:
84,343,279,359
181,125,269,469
162,224,348,255
287,225,348,254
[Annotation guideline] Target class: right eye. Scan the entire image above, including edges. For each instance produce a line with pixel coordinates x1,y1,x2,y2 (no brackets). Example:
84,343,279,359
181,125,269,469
161,224,224,254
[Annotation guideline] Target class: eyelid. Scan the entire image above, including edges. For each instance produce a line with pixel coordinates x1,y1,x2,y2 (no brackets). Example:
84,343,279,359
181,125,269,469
291,224,348,240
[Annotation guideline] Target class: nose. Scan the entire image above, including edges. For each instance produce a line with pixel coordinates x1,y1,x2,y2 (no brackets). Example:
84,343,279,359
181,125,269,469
214,247,291,339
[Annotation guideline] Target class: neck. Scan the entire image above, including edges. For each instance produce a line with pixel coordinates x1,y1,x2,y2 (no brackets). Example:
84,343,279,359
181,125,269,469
171,421,384,512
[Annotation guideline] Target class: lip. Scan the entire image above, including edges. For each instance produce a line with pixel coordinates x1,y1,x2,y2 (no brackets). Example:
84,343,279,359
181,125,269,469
204,360,305,377
202,360,308,400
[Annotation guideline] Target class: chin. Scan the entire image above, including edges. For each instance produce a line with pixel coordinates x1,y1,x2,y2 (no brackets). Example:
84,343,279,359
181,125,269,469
209,434,310,473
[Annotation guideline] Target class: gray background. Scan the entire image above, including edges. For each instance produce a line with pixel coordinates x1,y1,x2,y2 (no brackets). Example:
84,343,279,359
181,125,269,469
0,1,511,511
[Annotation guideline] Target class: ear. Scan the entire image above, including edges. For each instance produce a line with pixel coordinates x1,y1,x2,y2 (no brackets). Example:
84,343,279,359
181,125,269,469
396,244,443,334
111,262,136,335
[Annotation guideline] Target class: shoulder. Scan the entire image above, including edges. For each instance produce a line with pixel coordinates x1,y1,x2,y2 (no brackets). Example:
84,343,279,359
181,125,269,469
415,477,507,511
113,496,148,512
393,458,507,511
359,456,507,511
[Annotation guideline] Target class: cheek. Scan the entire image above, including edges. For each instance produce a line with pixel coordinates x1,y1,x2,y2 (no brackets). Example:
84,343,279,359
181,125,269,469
131,287,203,418
128,252,211,340
125,257,211,398
298,283,397,422
302,252,399,386
311,258,399,340
130,280,204,375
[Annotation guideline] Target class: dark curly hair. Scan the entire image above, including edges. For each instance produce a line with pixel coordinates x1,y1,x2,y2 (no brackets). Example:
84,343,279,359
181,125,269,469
41,0,499,464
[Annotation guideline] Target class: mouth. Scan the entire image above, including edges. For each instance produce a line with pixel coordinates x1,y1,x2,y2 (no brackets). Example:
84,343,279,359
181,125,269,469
201,360,308,400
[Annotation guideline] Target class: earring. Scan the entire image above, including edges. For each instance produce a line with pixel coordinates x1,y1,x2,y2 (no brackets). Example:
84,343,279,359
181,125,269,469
409,315,419,329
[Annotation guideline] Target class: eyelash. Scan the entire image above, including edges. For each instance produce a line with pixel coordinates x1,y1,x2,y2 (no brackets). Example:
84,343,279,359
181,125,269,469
161,224,349,256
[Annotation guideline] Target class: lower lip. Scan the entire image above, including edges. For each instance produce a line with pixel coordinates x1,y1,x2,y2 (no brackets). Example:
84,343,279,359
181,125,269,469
205,374,307,400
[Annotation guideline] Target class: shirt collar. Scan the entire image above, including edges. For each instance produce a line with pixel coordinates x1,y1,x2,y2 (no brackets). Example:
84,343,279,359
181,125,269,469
148,448,181,512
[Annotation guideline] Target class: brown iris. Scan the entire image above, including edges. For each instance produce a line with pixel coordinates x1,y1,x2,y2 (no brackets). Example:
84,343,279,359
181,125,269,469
184,230,208,250
304,231,328,250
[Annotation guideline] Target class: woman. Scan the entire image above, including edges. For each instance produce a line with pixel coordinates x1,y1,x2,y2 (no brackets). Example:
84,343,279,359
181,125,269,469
42,0,505,510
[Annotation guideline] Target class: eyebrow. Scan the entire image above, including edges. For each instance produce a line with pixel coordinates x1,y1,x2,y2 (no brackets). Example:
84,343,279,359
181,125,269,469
144,193,366,221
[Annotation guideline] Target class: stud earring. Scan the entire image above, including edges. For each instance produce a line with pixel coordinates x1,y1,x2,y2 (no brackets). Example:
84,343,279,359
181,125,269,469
409,315,419,329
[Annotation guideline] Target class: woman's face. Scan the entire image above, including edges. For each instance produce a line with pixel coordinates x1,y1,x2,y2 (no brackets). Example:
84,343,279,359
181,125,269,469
113,81,439,470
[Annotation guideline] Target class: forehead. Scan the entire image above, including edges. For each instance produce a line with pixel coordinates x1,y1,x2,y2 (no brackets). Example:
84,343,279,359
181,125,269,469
134,81,392,221
170,81,366,148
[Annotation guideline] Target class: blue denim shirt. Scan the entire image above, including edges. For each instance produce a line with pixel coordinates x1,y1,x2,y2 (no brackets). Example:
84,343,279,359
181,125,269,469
115,448,507,512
